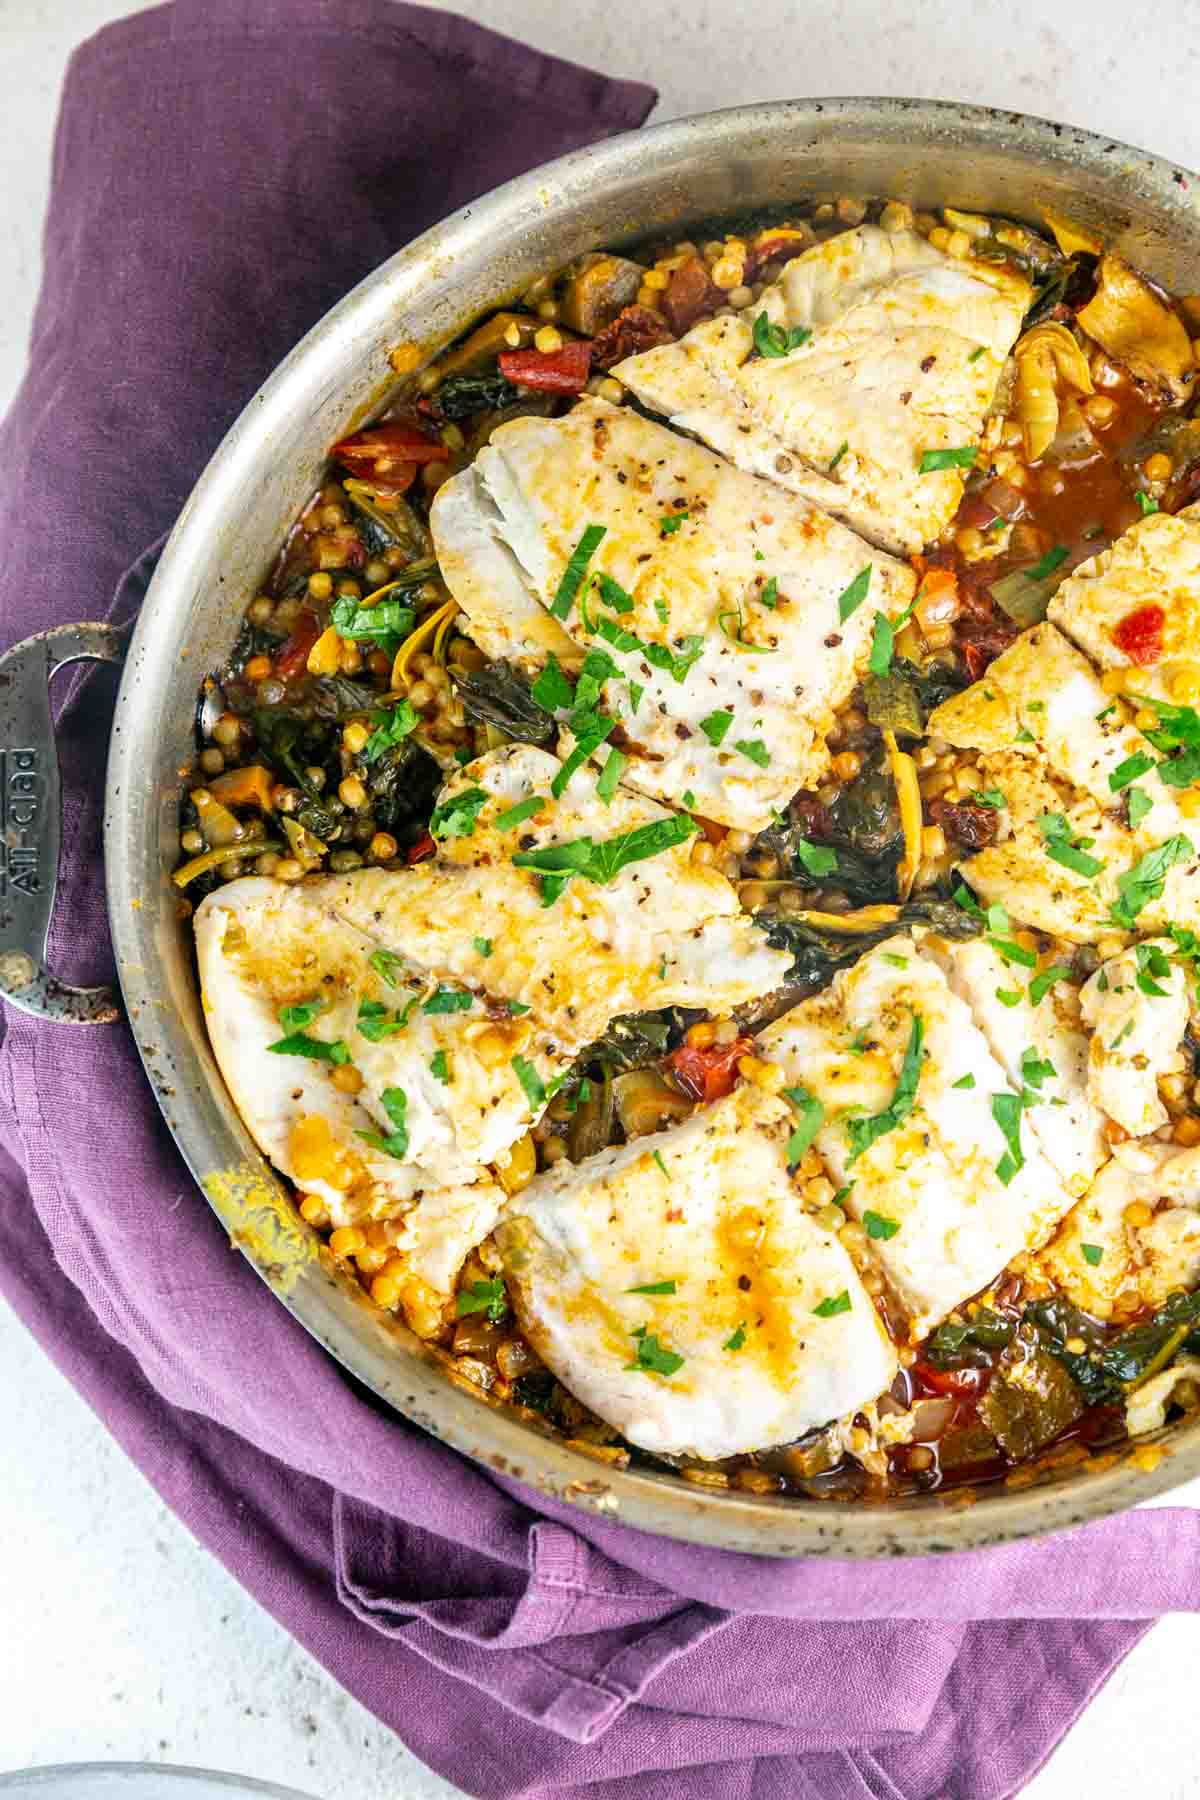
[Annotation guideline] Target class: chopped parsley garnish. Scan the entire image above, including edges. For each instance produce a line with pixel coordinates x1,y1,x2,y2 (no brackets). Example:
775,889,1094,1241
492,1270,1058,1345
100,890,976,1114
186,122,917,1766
734,737,770,767
1110,1019,1136,1050
995,988,1022,1008
1016,725,1036,744
991,1090,1026,1186
1135,490,1159,516
655,598,670,623
793,838,838,877
1029,962,1072,1005
362,699,419,763
847,1028,870,1055
369,948,407,988
845,1012,924,1165
628,680,644,712
660,511,688,534
919,446,978,472
550,523,606,619
356,1086,409,1160
1021,1046,1057,1088
836,565,873,622
423,985,474,1015
473,936,493,958
863,1210,900,1241
279,997,323,1031
626,1326,684,1376
971,788,1007,808
1110,834,1194,927
952,1073,976,1089
759,577,778,609
357,998,412,1041
752,311,812,357
495,794,546,832
813,1290,853,1318
723,1323,747,1352
456,1277,507,1322
550,714,615,799
783,1084,825,1167
330,593,414,653
627,1278,677,1295
1134,940,1173,996
1026,545,1070,582
267,1010,350,1064
593,571,634,615
699,709,734,746
430,1049,451,1083
716,603,771,652
967,345,986,362
1080,1243,1104,1267
829,439,849,471
1037,812,1106,878
597,747,627,803
594,612,706,681
511,1056,546,1110
652,1149,670,1181
952,881,985,919
512,814,698,905
530,655,575,712
1128,786,1153,829
430,785,489,841
1109,752,1155,792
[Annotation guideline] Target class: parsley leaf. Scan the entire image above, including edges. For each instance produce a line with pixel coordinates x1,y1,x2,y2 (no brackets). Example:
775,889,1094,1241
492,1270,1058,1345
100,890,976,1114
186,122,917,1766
456,1277,507,1322
1026,545,1070,582
430,785,489,841
1109,752,1155,792
430,1049,451,1084
356,1086,409,1160
813,1290,852,1318
734,737,770,768
362,699,419,763
530,655,575,712
473,936,493,958
991,1090,1026,1185
279,997,323,1031
1020,1046,1057,1088
660,511,688,534
845,1013,925,1165
511,1055,546,1110
1110,835,1194,928
863,1210,900,1240
1134,940,1173,996
919,446,978,472
369,949,407,988
723,1323,747,1352
627,1279,677,1295
1029,962,1072,1005
1037,812,1105,878
752,311,812,357
699,709,734,747
512,814,698,904
783,1084,825,1166
1080,1243,1104,1267
267,1028,350,1065
597,747,627,803
626,1328,685,1376
550,524,606,620
357,998,411,1041
793,838,838,877
836,566,872,622
1135,490,1159,516
829,439,849,471
495,795,546,832
952,1073,976,1089
1127,786,1153,829
422,985,474,1015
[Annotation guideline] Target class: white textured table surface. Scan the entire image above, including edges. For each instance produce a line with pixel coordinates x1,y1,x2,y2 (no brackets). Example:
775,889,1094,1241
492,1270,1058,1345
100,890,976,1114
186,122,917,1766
5,0,1200,1795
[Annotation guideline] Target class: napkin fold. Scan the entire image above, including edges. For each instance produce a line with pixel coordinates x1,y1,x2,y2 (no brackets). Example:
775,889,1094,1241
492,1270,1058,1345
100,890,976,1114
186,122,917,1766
0,5,1194,1797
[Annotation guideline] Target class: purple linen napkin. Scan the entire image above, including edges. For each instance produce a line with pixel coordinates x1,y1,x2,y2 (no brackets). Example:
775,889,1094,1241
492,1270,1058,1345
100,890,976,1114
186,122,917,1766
0,5,1194,1796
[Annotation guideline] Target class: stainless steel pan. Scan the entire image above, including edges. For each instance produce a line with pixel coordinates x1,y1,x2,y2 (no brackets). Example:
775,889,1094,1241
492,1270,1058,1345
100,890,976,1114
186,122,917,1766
7,97,1200,1555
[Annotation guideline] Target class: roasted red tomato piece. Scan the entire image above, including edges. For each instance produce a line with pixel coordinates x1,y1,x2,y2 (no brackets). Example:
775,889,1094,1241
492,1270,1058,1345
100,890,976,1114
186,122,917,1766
498,340,593,393
591,303,674,369
1113,602,1165,666
661,257,725,334
406,831,436,865
665,1035,755,1104
273,611,321,680
331,421,449,495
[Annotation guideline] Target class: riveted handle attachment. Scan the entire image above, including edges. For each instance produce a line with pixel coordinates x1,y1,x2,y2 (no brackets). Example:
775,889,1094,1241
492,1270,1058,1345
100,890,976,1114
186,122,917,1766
0,622,126,1024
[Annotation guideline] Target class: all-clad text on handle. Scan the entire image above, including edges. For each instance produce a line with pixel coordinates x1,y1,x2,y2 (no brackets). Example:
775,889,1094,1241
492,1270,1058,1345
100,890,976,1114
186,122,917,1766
0,623,125,1024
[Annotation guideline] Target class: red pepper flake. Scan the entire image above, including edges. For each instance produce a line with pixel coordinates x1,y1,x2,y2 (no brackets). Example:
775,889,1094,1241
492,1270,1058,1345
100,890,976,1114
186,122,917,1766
665,1035,755,1104
1113,602,1165,666
498,340,593,394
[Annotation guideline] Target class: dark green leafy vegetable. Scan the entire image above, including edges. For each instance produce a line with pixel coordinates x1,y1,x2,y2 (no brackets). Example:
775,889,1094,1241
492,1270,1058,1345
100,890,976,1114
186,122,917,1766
435,371,520,418
454,661,556,745
512,815,697,904
924,1308,1016,1370
863,657,967,736
752,312,812,357
1110,835,1194,928
977,1325,1085,1458
456,1276,509,1321
430,786,490,840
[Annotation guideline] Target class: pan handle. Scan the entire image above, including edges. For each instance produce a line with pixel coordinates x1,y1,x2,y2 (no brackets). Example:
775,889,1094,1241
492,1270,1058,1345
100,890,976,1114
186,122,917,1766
0,622,126,1024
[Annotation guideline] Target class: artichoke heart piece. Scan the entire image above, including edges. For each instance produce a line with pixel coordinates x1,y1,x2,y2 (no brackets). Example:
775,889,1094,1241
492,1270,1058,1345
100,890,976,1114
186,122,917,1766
1014,321,1094,462
1076,254,1195,403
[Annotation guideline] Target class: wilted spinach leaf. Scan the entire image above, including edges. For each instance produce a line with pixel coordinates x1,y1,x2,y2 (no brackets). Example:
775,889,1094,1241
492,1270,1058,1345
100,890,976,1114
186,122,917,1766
435,371,520,418
454,661,556,745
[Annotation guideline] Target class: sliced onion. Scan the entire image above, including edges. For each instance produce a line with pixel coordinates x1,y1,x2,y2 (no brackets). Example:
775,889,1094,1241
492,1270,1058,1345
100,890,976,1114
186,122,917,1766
912,1395,955,1440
